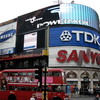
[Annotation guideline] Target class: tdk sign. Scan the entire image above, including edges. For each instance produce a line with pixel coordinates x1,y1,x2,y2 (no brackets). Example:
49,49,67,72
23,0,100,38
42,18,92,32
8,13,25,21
60,30,72,41
60,30,100,45
0,29,16,43
49,26,100,50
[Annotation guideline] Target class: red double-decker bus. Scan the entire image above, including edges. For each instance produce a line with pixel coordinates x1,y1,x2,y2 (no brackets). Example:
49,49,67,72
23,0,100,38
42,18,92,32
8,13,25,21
0,68,68,100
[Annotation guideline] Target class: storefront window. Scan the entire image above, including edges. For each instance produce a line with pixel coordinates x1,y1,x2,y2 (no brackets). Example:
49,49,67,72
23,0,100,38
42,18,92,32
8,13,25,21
66,71,77,78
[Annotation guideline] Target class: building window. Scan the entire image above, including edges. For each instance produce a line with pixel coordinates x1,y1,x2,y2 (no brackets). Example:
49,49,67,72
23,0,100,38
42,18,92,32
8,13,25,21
66,71,77,78
80,71,89,78
5,62,9,69
24,60,28,68
93,72,98,79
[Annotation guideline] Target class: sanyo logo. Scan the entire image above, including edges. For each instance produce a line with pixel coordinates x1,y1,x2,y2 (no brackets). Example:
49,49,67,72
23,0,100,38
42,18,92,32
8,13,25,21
0,29,16,43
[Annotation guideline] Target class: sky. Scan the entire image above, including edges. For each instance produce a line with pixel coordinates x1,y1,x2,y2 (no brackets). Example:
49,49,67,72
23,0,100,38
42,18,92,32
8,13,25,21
0,0,100,23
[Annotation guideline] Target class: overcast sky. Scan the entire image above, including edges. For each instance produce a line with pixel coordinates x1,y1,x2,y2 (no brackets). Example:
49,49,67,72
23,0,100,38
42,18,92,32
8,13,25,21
0,0,100,23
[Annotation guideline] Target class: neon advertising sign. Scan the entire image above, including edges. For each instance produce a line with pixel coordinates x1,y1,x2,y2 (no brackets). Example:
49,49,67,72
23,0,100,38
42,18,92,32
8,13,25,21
49,25,100,67
49,26,100,50
56,49,100,65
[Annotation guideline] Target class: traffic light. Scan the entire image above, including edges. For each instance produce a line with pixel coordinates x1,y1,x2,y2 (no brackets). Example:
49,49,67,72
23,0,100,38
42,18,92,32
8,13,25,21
35,67,42,87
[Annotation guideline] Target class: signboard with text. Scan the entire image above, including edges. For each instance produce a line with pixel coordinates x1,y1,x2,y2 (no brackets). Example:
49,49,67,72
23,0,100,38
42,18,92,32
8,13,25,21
49,25,100,67
17,5,60,34
49,25,100,50
23,32,37,50
49,46,100,67
17,3,99,34
0,22,17,55
60,4,99,30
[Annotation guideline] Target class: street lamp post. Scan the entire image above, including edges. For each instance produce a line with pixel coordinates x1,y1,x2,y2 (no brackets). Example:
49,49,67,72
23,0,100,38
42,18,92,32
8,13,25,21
44,66,47,100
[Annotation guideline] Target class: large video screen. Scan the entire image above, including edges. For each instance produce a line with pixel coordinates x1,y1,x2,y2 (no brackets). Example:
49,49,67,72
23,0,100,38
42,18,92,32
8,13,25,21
23,32,37,50
16,29,46,53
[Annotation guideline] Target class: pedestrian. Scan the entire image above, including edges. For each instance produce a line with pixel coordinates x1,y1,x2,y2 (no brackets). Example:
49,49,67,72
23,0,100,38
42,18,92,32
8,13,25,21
93,94,99,100
67,95,71,100
74,85,78,94
65,94,71,100
30,93,37,100
1,77,7,91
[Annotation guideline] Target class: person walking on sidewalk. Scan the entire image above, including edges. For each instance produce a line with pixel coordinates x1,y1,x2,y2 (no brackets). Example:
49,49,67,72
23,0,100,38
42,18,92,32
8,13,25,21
93,94,99,100
74,85,79,94
30,93,37,100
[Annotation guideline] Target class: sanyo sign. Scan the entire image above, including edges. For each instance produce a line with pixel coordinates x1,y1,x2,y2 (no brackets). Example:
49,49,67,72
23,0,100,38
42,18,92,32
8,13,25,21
49,26,100,50
49,47,100,67
56,49,100,65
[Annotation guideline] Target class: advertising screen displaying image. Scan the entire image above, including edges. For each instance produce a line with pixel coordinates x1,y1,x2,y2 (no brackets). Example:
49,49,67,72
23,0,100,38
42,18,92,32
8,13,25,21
17,5,60,34
49,25,100,50
17,3,99,34
1,48,15,55
23,32,37,50
60,4,99,30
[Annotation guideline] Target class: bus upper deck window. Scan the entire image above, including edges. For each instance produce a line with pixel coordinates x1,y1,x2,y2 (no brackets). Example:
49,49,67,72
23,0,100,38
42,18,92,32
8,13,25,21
47,72,51,76
2,72,9,76
27,72,33,76
19,72,27,76
10,72,18,76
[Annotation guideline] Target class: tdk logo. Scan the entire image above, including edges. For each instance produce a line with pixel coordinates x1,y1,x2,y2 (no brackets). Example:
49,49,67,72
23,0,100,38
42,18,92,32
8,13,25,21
0,29,16,43
60,30,100,46
60,30,72,41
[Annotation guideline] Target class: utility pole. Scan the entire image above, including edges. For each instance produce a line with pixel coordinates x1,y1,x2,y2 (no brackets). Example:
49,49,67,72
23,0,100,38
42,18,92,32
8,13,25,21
44,66,47,100
58,0,60,4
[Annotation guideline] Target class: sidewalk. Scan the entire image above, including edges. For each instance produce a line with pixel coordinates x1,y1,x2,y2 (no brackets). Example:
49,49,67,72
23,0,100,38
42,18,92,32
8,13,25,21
69,93,94,98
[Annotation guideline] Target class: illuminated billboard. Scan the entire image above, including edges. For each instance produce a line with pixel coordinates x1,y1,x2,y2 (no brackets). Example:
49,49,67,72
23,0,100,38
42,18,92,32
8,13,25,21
23,32,37,50
49,46,100,67
17,5,60,34
49,25,100,67
16,29,46,53
17,3,99,34
49,25,100,50
60,4,99,30
0,22,17,55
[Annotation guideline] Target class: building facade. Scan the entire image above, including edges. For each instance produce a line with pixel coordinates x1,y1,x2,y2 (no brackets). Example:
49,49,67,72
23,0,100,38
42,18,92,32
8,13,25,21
0,3,99,93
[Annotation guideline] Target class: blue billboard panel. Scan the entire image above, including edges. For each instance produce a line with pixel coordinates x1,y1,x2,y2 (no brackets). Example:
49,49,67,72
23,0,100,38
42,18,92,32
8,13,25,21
49,25,100,50
0,47,15,55
60,4,99,30
0,22,17,55
0,29,16,43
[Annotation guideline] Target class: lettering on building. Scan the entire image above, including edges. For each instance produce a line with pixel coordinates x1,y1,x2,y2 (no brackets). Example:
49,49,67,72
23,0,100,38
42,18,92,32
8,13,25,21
56,49,100,65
